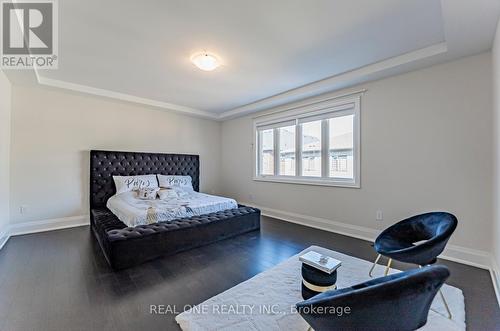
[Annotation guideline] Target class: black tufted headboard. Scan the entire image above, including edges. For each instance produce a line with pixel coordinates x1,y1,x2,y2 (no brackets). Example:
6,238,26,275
90,150,200,209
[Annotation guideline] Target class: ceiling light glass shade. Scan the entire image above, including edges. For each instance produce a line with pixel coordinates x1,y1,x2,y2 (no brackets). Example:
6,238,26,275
190,52,220,71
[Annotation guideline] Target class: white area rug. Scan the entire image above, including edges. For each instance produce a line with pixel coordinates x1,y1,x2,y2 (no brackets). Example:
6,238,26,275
176,246,466,331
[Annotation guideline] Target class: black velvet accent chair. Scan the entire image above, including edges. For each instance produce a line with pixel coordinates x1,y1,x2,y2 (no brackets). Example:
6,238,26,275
368,212,458,318
296,265,450,331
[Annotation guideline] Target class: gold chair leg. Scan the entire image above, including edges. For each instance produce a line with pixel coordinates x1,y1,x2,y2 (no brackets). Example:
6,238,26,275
368,254,381,277
439,288,452,319
384,258,392,276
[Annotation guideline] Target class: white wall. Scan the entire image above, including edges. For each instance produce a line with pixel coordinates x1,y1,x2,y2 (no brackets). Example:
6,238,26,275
492,18,500,292
9,85,221,223
0,70,11,240
221,52,493,253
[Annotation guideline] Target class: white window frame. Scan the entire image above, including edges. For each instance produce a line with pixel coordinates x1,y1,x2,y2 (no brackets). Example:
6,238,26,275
253,94,361,188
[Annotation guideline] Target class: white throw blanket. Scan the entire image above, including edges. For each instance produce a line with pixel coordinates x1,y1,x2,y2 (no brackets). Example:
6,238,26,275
106,191,238,227
176,246,466,331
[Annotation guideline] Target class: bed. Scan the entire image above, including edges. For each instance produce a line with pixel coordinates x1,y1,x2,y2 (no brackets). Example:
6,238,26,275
89,150,260,269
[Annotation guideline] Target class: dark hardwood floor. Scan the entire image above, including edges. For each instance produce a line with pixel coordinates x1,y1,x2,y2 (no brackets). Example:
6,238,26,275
0,216,498,331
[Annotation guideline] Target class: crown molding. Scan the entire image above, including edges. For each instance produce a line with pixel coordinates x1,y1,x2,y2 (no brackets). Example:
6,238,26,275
31,42,447,122
217,42,448,120
34,71,219,120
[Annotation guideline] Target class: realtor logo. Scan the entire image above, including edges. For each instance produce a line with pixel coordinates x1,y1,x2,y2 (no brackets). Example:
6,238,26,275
1,0,58,69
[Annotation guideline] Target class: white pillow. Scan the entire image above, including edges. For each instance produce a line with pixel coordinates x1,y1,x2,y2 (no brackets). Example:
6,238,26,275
158,188,179,200
138,187,160,200
113,174,158,194
157,175,194,191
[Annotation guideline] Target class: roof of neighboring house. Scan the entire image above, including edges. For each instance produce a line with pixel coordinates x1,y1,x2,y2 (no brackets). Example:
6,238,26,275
263,129,352,153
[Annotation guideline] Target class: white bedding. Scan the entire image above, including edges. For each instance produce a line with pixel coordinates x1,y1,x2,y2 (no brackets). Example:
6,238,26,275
106,190,238,227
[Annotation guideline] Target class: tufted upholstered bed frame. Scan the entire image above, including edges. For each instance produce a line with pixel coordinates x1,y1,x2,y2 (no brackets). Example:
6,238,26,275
89,150,260,269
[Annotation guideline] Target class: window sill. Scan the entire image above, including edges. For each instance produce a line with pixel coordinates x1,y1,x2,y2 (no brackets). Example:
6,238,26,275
252,176,360,188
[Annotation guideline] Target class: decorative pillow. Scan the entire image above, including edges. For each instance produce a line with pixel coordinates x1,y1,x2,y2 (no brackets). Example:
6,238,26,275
113,174,158,194
157,175,193,191
138,188,160,200
175,188,190,197
158,188,179,200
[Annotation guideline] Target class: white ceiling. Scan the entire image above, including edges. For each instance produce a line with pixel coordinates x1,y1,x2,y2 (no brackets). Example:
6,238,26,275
6,0,500,119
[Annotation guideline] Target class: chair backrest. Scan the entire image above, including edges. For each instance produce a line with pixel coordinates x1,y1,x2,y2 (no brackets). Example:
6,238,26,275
409,212,457,240
375,212,458,265
382,212,457,243
296,265,450,331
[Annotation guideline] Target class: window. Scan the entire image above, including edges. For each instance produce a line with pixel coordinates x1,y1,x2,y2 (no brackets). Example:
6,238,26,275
254,94,360,187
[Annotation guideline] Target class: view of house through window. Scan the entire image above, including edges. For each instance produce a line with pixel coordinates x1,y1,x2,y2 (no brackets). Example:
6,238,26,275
279,125,295,176
259,129,274,175
255,96,360,187
329,114,354,179
301,120,322,177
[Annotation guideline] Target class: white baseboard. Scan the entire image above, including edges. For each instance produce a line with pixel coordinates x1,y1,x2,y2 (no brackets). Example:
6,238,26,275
491,258,500,306
0,215,90,251
242,201,493,270
248,202,379,242
440,244,492,270
0,224,9,250
8,215,89,236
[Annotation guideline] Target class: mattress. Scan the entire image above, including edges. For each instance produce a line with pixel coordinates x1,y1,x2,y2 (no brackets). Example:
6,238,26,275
106,190,238,227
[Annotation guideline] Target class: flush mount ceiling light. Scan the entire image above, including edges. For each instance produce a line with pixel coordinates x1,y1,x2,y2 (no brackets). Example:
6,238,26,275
190,52,221,71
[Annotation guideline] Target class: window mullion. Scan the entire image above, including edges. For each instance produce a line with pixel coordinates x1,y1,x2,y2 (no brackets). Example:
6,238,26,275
257,131,262,176
296,123,302,177
321,119,329,178
274,128,280,176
